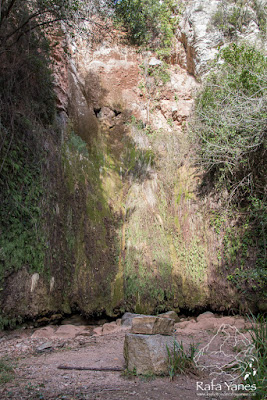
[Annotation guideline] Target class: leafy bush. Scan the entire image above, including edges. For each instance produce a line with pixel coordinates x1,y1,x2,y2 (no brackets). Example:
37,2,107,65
114,0,179,49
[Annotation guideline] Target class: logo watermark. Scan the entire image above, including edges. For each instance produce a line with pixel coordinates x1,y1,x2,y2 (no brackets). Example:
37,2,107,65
194,323,257,397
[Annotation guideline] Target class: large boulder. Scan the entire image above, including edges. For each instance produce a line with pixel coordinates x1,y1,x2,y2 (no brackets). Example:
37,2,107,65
124,333,175,375
131,315,174,335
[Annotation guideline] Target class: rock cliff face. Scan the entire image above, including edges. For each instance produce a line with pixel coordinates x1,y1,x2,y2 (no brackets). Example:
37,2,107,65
1,2,264,326
178,0,266,76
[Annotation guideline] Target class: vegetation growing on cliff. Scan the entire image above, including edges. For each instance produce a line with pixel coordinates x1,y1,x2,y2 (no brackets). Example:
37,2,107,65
191,43,267,302
0,12,55,285
114,0,180,52
210,0,267,38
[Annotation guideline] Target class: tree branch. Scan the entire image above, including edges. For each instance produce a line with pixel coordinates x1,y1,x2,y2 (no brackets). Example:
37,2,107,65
1,0,17,22
58,365,124,372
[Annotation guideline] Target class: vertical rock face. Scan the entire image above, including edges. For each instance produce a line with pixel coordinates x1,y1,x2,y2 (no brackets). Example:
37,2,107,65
2,1,263,323
178,0,266,77
178,0,223,76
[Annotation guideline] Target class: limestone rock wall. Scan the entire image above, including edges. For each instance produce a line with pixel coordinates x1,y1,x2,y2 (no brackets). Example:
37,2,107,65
2,4,262,325
178,0,266,77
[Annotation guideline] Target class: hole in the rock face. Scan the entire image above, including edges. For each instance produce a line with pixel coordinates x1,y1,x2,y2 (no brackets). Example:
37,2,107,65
93,107,101,118
113,110,121,116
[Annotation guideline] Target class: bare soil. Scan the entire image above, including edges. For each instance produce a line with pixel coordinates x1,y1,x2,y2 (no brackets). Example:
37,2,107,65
0,314,253,400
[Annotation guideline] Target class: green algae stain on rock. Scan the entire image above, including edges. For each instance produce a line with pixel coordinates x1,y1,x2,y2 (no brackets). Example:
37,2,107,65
61,125,124,316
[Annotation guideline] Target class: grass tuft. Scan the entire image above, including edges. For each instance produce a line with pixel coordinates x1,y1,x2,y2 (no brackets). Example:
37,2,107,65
166,340,198,380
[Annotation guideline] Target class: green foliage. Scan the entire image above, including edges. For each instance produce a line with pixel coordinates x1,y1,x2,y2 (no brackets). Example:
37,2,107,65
192,43,267,302
210,0,266,38
0,315,23,330
0,0,93,52
0,130,47,281
192,44,266,203
114,0,179,49
0,8,56,283
68,131,89,157
0,358,15,385
148,63,170,85
240,315,267,399
167,340,198,380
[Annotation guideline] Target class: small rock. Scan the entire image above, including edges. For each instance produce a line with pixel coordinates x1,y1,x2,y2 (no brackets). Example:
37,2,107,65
102,321,118,334
93,326,103,335
52,325,85,339
158,311,179,322
32,326,55,339
174,321,190,330
149,57,162,66
116,318,122,326
131,316,174,335
121,312,143,327
36,342,53,353
196,312,214,322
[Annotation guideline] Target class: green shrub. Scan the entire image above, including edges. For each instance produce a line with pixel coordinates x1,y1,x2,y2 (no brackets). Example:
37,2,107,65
192,44,266,203
191,43,267,299
114,0,179,49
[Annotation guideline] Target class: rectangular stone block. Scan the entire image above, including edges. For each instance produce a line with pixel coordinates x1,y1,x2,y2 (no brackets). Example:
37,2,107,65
131,315,174,335
124,333,175,375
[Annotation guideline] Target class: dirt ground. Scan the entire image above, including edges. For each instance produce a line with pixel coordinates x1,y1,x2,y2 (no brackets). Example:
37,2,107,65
0,314,254,400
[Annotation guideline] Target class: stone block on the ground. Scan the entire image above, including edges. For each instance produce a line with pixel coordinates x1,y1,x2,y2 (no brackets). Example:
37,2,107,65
131,315,174,335
124,333,175,375
158,311,179,322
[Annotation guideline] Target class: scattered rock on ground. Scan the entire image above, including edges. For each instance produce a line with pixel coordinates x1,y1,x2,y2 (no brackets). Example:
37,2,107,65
102,321,118,334
52,325,86,339
121,312,143,327
158,311,179,322
196,311,214,322
36,341,54,353
149,57,162,66
32,326,55,338
93,326,103,335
